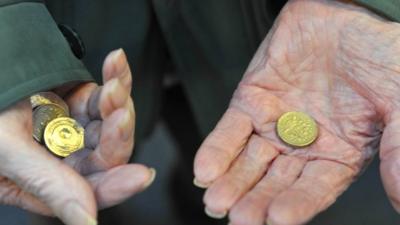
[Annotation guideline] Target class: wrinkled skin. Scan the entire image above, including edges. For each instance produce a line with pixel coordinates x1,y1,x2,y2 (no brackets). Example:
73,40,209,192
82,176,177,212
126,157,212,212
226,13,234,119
0,50,155,225
194,0,400,225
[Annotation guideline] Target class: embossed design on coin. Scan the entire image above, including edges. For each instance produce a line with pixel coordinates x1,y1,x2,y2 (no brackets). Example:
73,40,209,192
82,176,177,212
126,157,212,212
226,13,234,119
30,92,69,115
44,117,84,157
30,95,52,108
32,104,68,142
277,111,318,147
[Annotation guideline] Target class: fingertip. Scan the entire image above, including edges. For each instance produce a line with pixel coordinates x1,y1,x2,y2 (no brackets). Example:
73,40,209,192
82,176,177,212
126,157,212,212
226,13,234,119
205,207,227,219
124,97,136,128
102,48,123,81
117,164,155,192
102,48,132,89
62,201,97,225
103,107,134,150
92,165,156,208
143,168,156,189
99,78,128,119
117,108,134,142
203,177,237,213
193,155,220,188
125,96,136,117
193,178,209,188
194,145,228,186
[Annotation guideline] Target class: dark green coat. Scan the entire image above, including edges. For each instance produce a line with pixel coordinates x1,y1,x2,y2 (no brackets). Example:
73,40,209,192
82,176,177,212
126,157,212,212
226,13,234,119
0,0,398,141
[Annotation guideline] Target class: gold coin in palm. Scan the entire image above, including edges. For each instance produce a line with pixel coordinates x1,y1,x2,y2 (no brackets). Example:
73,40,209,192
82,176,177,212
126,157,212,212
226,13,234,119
30,92,69,115
32,104,68,142
44,117,84,157
276,111,318,147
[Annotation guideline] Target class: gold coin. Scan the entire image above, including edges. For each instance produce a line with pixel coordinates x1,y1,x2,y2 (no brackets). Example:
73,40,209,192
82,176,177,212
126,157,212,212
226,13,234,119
44,117,84,157
32,104,68,142
276,111,318,147
30,92,69,115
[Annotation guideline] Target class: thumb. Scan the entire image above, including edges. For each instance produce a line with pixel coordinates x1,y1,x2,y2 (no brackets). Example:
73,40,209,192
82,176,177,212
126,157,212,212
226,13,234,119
380,111,400,213
0,140,97,225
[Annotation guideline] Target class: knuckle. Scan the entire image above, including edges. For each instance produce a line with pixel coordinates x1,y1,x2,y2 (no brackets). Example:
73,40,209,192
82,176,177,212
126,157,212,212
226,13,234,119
246,136,277,161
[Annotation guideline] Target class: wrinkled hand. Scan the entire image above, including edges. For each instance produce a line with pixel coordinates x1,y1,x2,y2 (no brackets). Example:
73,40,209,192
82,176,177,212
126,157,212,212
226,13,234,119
194,1,400,225
0,49,155,225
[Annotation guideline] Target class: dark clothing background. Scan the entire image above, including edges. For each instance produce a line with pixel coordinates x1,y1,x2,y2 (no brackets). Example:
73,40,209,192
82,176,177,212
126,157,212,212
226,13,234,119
43,1,400,225
46,0,288,141
46,1,271,224
0,0,399,224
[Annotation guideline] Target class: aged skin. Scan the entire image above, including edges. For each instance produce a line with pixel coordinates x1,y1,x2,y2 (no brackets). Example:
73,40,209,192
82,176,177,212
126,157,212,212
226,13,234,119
194,0,400,225
0,50,155,225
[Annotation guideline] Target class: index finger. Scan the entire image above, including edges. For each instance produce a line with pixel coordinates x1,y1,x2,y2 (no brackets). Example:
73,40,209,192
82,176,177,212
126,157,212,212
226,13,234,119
194,108,253,187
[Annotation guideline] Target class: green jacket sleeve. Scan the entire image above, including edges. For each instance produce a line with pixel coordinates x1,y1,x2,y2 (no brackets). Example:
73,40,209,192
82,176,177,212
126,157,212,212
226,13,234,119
0,0,93,111
354,0,400,22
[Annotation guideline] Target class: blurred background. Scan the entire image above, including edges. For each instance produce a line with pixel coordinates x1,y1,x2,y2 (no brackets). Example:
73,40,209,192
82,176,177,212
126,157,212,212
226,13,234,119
1,1,399,224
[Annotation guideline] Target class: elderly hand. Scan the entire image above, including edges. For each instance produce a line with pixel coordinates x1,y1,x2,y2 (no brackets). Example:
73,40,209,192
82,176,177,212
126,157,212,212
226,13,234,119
194,0,400,224
0,49,155,225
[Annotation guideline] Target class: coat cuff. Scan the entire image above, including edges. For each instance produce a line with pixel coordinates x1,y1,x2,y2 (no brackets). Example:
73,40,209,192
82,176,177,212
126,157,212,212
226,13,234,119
0,1,93,111
354,0,400,22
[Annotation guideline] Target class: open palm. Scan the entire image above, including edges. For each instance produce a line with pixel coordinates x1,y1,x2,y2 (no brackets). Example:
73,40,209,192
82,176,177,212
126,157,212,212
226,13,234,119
194,1,400,225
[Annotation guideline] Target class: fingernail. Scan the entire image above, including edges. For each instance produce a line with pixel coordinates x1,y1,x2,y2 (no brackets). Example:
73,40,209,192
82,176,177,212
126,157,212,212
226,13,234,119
143,168,157,189
119,109,133,141
109,48,124,62
120,71,131,90
193,178,209,188
105,49,122,71
205,207,227,219
111,49,129,77
63,201,97,225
